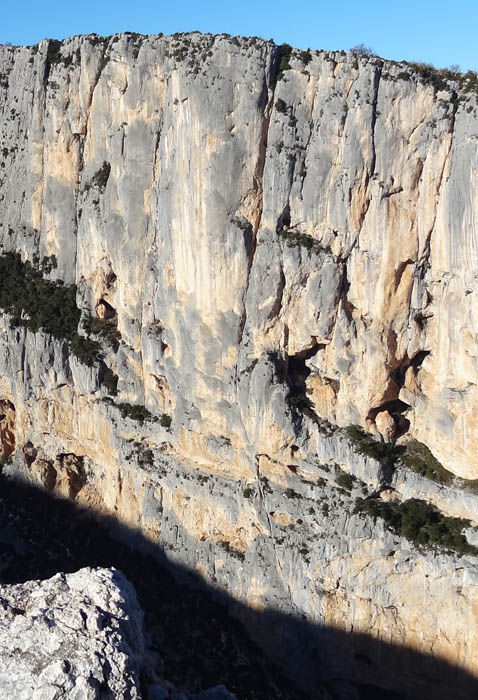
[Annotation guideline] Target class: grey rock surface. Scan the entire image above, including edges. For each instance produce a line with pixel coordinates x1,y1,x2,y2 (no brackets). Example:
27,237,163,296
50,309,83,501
0,567,145,699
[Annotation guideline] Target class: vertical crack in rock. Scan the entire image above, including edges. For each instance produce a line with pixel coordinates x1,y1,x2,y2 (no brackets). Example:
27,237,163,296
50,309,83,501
284,343,326,427
347,63,383,248
255,455,274,539
298,116,314,201
369,64,382,179
152,114,163,177
266,265,286,322
90,37,110,105
337,263,354,324
254,455,296,611
420,96,458,266
237,51,279,351
394,259,415,292
42,39,62,87
33,43,51,250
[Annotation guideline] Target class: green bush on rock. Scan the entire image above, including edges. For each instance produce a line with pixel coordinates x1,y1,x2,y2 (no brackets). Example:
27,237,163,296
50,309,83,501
101,366,119,396
0,251,103,366
83,315,121,352
354,496,478,556
345,425,395,463
400,439,454,485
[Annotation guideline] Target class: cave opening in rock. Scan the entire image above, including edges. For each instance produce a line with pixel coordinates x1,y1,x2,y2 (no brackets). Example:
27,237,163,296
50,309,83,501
96,298,116,320
369,399,411,441
276,204,291,232
105,270,117,289
284,343,324,415
370,349,432,441
392,350,430,387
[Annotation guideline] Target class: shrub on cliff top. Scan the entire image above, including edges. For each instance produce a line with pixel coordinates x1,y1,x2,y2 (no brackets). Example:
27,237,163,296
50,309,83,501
276,43,292,80
350,43,374,57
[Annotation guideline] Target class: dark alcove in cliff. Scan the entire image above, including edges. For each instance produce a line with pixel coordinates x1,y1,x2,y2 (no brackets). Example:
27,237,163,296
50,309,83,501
284,342,324,417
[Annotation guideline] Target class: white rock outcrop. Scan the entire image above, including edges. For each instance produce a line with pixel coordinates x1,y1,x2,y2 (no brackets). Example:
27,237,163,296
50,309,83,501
0,567,145,699
0,566,240,700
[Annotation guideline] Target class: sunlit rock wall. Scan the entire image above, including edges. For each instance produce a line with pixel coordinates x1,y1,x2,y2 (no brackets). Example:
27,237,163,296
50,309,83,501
1,33,478,697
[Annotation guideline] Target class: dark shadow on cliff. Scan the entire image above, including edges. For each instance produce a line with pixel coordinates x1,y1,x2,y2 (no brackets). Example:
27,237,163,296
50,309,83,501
0,474,476,700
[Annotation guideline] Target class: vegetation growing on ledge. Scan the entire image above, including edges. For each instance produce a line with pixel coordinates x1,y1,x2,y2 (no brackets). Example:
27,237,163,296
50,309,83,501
278,229,330,254
354,496,478,556
335,469,356,491
345,425,478,499
102,397,172,429
0,251,101,365
159,413,172,429
0,251,80,338
86,161,111,193
218,540,245,562
275,98,288,114
401,439,454,485
456,476,478,495
101,366,119,396
346,424,453,483
83,315,121,352
0,251,126,367
116,401,156,424
345,425,396,463
69,334,102,366
400,440,478,495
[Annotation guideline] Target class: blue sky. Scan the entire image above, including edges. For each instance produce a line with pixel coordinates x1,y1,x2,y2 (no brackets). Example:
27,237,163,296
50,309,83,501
2,0,477,71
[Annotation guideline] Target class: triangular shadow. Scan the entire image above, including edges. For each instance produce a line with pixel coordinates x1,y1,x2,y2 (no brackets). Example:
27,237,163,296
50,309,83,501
0,475,476,700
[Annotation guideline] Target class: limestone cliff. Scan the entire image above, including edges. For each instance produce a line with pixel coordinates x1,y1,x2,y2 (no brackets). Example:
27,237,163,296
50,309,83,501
0,32,478,697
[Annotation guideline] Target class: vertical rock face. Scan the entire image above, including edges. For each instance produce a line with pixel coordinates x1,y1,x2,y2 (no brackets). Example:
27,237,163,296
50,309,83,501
0,33,476,477
0,33,478,696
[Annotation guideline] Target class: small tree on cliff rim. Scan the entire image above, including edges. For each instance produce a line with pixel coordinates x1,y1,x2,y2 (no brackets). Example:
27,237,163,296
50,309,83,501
350,43,374,57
